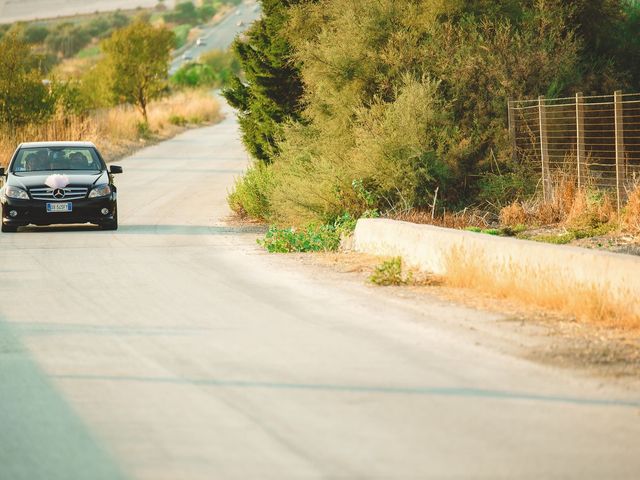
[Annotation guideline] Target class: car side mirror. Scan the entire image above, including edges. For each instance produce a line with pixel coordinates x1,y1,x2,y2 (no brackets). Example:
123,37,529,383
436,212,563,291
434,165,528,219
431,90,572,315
0,167,5,176
109,165,123,174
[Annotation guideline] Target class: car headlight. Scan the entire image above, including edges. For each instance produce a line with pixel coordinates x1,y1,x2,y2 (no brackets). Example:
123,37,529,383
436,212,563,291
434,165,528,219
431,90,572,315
88,184,112,198
4,185,29,200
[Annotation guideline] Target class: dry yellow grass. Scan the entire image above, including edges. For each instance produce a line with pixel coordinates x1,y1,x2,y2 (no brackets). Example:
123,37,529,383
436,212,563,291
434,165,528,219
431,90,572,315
499,202,528,227
0,89,221,164
442,246,640,331
622,184,640,236
394,209,491,229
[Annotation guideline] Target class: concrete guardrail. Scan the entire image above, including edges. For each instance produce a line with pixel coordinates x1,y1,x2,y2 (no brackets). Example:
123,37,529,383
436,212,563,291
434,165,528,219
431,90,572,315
353,219,640,313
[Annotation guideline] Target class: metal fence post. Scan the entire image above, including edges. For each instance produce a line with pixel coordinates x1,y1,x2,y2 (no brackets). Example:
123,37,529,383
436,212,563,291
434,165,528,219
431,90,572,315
508,99,517,164
576,92,585,189
614,90,626,212
538,95,551,201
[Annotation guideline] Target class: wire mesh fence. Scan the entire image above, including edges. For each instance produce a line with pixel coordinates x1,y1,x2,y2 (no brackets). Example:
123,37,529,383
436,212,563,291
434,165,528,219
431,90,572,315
508,91,640,211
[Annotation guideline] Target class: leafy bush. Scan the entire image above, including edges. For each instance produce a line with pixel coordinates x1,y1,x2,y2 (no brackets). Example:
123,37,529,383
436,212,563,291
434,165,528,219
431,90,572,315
258,214,356,253
228,162,275,220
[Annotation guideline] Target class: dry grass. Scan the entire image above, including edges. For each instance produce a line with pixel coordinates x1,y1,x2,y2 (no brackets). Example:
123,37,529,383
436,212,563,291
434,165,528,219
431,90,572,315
0,89,221,164
622,184,640,236
442,246,640,331
499,202,527,227
393,208,492,229
498,171,618,234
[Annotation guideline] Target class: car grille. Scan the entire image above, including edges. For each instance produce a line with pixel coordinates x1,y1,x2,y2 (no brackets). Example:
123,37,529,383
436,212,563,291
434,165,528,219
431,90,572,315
29,187,89,201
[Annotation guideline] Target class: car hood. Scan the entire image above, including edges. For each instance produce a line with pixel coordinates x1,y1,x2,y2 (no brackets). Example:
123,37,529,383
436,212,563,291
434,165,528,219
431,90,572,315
8,171,107,190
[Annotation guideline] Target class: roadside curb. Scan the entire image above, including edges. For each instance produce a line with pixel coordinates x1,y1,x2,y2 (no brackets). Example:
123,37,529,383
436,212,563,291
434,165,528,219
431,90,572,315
354,219,640,314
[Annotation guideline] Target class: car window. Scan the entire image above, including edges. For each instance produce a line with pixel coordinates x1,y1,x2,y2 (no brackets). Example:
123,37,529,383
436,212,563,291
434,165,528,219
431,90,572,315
12,147,103,172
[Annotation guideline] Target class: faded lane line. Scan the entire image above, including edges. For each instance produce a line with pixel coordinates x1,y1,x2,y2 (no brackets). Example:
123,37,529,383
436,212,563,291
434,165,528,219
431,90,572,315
54,374,640,409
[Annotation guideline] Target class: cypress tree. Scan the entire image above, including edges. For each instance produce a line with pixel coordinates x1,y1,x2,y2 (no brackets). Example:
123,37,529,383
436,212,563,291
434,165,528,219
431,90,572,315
223,0,309,164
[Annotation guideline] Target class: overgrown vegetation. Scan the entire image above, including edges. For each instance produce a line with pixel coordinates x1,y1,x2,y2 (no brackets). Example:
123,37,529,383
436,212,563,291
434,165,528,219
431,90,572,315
228,0,640,236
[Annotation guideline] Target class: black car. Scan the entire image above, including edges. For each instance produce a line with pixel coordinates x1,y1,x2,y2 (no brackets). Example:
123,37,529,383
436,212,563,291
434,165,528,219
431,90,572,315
0,141,122,232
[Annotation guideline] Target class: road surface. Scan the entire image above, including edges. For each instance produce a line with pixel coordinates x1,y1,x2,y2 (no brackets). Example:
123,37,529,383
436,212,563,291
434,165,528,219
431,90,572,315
1,100,639,480
170,0,261,75
0,0,175,23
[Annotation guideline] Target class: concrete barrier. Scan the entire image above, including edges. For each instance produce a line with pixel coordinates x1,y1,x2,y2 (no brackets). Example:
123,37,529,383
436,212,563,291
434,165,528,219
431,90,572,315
353,219,640,310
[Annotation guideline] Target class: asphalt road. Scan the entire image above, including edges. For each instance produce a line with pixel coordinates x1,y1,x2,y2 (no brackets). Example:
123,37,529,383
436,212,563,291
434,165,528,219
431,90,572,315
0,0,175,23
1,101,639,480
169,0,261,75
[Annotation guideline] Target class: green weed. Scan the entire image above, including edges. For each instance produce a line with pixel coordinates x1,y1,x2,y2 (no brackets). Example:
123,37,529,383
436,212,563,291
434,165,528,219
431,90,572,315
369,257,410,286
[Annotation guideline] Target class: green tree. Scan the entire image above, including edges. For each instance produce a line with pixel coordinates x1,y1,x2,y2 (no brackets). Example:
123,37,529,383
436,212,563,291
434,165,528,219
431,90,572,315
101,20,174,123
0,31,55,127
223,0,313,164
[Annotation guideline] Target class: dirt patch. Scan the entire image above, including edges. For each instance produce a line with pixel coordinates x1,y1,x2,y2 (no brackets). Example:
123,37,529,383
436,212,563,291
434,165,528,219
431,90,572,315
570,232,640,255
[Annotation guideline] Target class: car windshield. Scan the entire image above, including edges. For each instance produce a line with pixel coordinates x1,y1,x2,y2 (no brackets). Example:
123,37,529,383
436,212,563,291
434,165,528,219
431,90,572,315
11,147,103,172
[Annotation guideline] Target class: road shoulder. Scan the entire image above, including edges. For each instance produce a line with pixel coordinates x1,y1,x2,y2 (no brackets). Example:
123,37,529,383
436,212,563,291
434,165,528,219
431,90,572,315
245,245,640,391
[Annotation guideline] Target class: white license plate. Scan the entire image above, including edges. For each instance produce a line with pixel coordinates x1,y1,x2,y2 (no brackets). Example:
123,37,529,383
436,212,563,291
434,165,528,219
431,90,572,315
46,202,72,213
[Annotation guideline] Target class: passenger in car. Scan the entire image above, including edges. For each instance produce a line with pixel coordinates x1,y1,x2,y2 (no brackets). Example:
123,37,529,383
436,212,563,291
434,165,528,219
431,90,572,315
51,151,70,170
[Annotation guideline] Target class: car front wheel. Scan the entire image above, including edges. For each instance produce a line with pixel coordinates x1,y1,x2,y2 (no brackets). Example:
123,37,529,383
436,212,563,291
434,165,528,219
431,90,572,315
2,223,18,233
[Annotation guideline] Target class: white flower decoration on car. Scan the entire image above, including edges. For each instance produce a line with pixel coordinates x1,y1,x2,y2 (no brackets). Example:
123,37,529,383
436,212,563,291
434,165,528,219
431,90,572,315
45,174,70,189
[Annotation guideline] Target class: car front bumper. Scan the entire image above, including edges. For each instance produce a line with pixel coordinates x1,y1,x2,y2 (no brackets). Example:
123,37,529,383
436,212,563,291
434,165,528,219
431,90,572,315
2,194,117,227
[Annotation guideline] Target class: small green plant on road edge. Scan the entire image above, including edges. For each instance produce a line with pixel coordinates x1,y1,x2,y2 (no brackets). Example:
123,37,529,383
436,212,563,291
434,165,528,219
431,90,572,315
369,257,411,286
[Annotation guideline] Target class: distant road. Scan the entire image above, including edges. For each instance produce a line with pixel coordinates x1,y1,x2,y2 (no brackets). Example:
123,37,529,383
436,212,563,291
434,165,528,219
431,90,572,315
0,0,175,23
169,0,261,75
